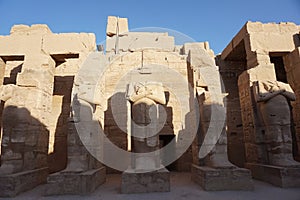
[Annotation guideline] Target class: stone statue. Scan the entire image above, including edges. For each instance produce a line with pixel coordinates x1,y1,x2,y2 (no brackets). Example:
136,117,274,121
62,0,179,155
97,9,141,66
253,80,299,166
126,82,166,170
197,86,234,168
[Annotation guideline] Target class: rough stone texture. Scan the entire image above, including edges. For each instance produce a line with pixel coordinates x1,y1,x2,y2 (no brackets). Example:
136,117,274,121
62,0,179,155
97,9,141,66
106,32,175,53
98,47,194,174
236,64,300,187
44,120,107,195
189,44,253,190
285,47,300,161
0,25,55,196
1,16,300,197
120,82,171,193
221,21,300,187
246,163,300,187
191,164,253,191
221,21,299,69
0,24,101,197
217,57,246,167
44,167,106,195
106,16,128,37
121,168,170,193
0,167,48,197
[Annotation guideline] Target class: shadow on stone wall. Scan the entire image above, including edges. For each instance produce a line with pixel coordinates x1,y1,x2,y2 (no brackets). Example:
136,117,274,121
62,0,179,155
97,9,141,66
48,76,74,173
0,105,49,175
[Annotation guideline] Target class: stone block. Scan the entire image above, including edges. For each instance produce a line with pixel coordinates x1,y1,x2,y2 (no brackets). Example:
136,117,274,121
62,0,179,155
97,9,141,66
74,52,108,104
10,24,52,35
0,167,48,197
106,16,128,37
250,33,296,52
279,22,299,33
262,23,280,32
246,163,300,188
0,34,43,55
44,167,106,195
246,21,263,33
247,64,277,82
188,48,215,68
121,168,170,193
106,32,174,52
106,16,118,36
182,42,205,54
191,164,254,191
118,18,129,35
42,33,96,54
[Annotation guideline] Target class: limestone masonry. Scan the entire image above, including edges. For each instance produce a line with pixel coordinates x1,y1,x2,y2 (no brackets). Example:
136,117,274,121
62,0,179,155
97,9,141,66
0,16,300,196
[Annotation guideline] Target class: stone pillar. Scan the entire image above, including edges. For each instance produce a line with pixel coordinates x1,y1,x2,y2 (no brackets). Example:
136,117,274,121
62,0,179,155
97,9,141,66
188,46,253,190
285,47,300,161
0,53,55,197
44,52,107,195
121,82,170,194
238,64,300,187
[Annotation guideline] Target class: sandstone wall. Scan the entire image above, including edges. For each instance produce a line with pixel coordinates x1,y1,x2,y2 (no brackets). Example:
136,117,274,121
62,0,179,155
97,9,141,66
0,24,96,173
220,21,300,165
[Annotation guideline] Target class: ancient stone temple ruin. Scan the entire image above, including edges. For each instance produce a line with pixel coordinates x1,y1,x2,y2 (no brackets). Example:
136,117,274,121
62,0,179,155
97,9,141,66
0,16,299,197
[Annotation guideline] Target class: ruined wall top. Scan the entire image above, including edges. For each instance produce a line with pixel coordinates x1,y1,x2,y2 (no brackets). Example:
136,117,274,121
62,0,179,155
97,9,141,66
10,24,52,35
221,21,300,61
0,24,96,56
105,16,214,55
246,21,300,33
106,16,129,36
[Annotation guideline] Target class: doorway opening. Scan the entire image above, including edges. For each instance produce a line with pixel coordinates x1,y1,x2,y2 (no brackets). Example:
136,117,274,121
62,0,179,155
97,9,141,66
159,134,177,171
269,53,288,83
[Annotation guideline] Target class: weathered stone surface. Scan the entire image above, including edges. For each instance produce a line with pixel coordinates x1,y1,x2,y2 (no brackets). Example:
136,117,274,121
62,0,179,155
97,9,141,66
246,163,300,187
121,168,170,193
219,20,300,188
221,21,300,69
106,32,174,53
191,164,253,191
0,22,100,197
0,167,48,197
106,16,128,37
10,24,52,35
44,167,106,195
1,15,300,197
43,33,96,54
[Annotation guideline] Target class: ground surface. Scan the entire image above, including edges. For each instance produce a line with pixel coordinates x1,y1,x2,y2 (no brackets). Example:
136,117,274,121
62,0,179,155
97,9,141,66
1,172,300,200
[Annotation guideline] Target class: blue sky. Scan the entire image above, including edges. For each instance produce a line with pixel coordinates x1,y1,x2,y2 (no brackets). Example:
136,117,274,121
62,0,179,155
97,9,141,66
0,0,299,54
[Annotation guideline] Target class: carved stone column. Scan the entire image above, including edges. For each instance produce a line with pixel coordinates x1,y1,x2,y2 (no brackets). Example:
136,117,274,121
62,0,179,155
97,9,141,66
121,82,170,193
188,45,253,190
238,64,300,187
